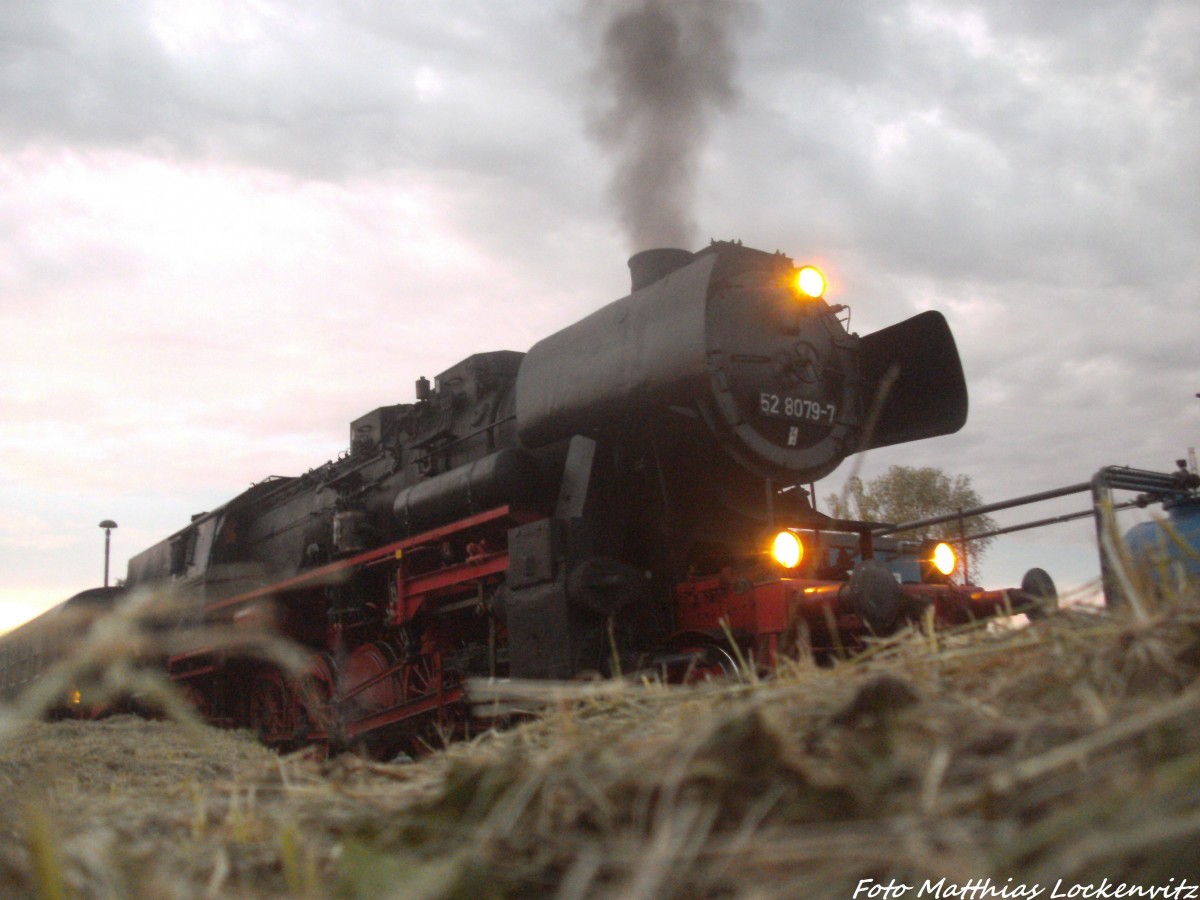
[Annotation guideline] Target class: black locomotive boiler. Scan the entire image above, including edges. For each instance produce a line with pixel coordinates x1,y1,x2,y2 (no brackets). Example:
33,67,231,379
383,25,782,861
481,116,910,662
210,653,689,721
13,239,1036,753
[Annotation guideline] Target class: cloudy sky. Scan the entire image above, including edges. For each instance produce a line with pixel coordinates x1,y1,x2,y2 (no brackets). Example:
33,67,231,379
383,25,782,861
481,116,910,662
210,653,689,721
2,0,1198,633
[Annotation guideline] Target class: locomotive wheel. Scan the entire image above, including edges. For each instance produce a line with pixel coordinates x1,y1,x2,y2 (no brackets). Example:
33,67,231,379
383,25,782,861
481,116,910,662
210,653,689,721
402,655,438,702
341,641,403,713
684,645,740,683
657,638,742,683
248,668,298,746
1017,567,1058,620
385,655,453,753
298,653,338,750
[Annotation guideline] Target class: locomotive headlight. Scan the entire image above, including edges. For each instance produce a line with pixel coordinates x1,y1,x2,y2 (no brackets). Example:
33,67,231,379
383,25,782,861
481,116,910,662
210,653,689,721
771,530,804,569
931,541,957,577
794,265,827,299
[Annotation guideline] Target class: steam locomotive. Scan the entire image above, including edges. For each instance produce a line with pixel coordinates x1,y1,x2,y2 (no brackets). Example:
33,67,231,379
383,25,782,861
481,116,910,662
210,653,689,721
3,240,1052,752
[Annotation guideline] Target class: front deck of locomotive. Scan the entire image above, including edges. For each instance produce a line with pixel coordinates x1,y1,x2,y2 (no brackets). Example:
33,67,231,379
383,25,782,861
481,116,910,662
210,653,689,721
669,514,1057,670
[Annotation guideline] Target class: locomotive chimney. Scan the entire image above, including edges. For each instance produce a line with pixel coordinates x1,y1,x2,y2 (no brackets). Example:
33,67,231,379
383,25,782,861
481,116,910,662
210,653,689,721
628,248,693,292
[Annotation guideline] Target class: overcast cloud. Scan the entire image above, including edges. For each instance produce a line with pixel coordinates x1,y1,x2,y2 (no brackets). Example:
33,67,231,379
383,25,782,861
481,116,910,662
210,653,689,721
2,0,1198,630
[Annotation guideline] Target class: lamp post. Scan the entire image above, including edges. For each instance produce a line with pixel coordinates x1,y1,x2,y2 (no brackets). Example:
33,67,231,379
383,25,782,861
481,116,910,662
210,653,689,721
99,519,118,587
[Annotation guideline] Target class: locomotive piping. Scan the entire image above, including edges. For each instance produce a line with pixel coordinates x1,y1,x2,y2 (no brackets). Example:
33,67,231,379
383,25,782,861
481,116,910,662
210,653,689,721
412,414,518,468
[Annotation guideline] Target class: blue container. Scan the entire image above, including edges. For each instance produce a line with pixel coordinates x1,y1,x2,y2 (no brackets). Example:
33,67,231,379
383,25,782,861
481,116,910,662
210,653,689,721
1123,497,1200,588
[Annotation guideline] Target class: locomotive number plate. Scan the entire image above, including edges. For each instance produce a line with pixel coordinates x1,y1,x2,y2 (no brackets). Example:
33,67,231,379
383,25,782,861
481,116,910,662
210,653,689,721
759,392,836,425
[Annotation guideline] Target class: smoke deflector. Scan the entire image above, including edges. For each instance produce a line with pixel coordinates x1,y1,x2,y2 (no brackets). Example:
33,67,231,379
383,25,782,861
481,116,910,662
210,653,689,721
857,310,968,450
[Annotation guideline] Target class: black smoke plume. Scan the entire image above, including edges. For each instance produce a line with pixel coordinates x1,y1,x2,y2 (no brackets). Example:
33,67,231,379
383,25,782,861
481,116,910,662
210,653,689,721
587,0,753,252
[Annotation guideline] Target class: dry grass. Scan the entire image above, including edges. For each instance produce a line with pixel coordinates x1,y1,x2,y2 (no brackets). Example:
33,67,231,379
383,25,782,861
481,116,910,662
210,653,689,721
3,575,1200,897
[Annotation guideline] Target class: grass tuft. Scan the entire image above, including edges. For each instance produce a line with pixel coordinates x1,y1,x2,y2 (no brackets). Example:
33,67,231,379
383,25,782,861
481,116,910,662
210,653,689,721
2,545,1200,895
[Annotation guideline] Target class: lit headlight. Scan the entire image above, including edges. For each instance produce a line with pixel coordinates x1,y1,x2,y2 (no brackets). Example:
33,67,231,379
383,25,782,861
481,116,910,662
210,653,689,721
795,265,826,299
772,531,804,569
931,541,957,577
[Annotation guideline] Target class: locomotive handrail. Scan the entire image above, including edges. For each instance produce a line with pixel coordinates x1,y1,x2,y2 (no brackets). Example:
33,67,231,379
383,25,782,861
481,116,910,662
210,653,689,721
876,466,1197,541
413,414,518,464
869,464,1199,607
872,482,1093,536
955,502,1139,543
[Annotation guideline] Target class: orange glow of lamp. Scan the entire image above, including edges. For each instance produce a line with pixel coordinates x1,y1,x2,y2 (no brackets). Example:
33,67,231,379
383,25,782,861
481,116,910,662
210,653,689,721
772,531,804,569
794,265,826,299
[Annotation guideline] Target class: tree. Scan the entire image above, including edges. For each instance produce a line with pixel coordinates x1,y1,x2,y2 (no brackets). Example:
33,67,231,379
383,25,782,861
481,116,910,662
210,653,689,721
823,466,997,580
